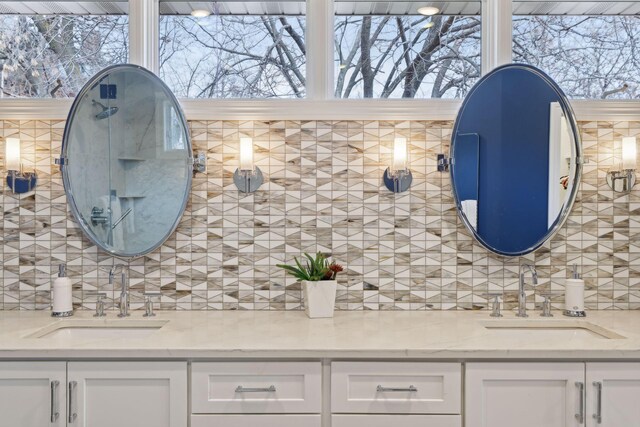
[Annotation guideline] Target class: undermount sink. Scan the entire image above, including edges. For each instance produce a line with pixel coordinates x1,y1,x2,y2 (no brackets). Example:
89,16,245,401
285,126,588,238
27,319,168,340
481,320,625,340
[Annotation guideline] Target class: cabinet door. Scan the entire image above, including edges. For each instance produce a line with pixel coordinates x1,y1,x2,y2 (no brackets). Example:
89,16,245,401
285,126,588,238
67,361,187,427
0,362,66,427
586,363,640,427
466,363,585,427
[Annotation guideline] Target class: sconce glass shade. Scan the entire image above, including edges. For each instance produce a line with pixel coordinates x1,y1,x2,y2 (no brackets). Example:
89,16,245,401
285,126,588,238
622,136,637,170
607,136,637,192
5,137,37,194
234,137,263,193
384,137,412,193
239,137,254,171
392,137,407,172
5,137,21,171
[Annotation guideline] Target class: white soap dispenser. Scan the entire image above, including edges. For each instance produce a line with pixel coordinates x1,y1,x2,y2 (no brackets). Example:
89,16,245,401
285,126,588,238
564,264,586,317
51,264,73,317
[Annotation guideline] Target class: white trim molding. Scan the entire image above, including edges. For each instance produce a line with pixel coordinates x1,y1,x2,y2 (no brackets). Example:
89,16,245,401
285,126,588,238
481,0,513,74
0,99,639,122
306,0,334,100
179,99,462,121
0,99,73,120
129,0,159,73
570,100,640,122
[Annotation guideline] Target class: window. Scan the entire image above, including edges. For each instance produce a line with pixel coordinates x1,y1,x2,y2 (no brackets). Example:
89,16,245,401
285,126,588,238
0,1,128,98
513,2,640,99
159,1,306,99
2,0,638,121
334,1,481,98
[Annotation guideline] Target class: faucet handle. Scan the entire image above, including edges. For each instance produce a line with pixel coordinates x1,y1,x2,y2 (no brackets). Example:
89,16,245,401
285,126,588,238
143,292,161,317
488,294,503,318
540,295,553,317
92,292,107,317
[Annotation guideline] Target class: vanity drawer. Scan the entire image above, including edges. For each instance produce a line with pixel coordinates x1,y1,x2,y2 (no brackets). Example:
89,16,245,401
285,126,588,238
191,362,321,414
332,415,461,427
191,415,321,427
331,362,461,414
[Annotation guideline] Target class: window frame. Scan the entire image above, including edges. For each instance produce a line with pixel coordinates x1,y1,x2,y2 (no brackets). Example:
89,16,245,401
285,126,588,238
0,0,637,121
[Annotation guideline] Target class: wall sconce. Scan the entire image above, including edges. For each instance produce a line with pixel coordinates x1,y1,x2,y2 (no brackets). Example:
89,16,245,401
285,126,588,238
383,137,412,193
607,136,637,192
5,137,37,194
233,137,263,193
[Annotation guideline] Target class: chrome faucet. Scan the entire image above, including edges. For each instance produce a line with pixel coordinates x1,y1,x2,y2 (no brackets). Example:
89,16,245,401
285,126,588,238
517,264,538,317
109,263,130,317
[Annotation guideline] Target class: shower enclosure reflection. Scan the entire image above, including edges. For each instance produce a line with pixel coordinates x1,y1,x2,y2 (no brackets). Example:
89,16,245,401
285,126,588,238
61,65,192,258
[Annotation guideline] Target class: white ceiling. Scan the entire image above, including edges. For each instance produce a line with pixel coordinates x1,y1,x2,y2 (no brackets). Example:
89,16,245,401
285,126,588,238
0,1,638,16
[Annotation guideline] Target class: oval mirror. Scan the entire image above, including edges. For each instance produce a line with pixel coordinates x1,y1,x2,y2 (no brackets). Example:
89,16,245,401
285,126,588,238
61,64,192,258
451,64,582,257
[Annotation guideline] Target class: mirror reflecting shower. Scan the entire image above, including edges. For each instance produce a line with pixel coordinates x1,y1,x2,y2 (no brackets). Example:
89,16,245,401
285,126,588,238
61,64,192,258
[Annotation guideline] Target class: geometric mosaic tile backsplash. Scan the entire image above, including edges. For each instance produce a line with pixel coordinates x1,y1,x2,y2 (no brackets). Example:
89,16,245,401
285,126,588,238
1,119,639,312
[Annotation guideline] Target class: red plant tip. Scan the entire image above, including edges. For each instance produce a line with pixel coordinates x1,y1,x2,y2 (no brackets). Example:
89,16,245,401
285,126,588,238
329,263,344,273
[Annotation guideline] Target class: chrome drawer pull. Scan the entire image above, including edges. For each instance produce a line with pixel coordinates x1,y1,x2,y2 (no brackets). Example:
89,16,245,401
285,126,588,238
575,381,585,424
68,381,78,423
235,385,276,393
376,385,418,392
593,381,602,424
50,380,60,422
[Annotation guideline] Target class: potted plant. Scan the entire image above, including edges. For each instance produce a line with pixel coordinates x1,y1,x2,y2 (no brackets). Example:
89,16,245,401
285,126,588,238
277,252,343,318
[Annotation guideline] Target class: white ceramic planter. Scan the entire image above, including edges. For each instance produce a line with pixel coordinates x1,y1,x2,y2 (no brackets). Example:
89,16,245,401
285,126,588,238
302,280,337,318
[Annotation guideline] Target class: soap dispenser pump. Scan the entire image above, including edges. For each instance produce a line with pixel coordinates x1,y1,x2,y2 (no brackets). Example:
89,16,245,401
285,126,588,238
51,264,73,317
563,264,586,317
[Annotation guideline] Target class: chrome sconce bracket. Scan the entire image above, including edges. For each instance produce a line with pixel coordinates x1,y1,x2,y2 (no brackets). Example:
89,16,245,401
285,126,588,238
383,168,412,193
234,167,263,193
193,152,207,175
437,154,450,172
6,170,37,194
606,169,636,192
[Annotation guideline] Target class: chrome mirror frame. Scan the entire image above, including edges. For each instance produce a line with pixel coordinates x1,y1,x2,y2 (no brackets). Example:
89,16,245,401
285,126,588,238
60,64,193,259
450,63,582,257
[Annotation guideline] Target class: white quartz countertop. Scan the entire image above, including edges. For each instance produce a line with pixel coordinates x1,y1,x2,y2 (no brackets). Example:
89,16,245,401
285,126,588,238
2,310,640,359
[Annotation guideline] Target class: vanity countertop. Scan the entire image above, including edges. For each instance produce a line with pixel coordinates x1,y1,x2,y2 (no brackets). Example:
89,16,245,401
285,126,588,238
1,310,640,359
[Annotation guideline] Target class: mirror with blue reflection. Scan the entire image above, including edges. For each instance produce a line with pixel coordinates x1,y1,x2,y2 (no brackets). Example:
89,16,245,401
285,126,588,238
451,64,581,256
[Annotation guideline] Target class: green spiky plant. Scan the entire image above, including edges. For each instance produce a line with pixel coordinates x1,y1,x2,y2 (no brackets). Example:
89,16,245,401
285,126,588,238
277,252,343,282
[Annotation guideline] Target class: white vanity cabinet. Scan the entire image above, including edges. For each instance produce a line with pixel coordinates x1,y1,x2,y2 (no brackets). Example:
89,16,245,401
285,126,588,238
465,363,585,427
0,362,67,426
466,362,640,427
3,358,640,427
586,363,640,427
0,361,187,427
67,361,187,427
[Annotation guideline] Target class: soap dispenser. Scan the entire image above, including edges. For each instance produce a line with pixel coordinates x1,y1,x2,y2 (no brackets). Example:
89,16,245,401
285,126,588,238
51,264,73,317
563,264,586,317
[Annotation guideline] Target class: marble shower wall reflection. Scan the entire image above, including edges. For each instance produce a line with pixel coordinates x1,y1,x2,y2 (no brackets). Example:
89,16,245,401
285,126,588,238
0,119,639,311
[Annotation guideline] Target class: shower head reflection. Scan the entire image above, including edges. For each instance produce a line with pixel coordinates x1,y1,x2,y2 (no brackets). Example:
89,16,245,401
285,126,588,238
92,100,118,120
